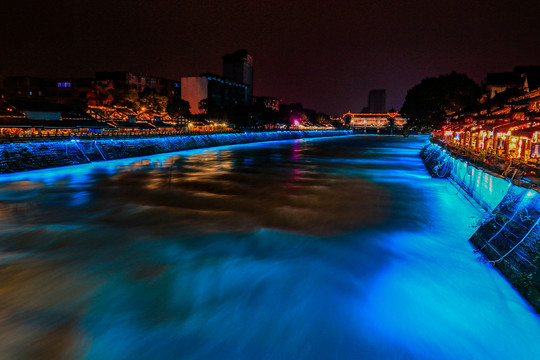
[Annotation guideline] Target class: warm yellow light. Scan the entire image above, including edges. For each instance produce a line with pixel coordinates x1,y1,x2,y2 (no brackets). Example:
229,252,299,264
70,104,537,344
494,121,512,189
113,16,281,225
189,123,193,127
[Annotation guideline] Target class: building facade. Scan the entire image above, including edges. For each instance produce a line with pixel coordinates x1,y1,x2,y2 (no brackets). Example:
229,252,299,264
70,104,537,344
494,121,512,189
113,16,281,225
368,89,386,113
223,50,253,98
181,74,248,114
3,76,93,106
484,66,540,99
485,72,526,99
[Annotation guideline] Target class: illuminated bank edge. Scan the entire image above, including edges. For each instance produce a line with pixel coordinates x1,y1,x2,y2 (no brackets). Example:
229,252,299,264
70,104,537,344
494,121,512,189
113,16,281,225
0,130,352,174
421,142,540,312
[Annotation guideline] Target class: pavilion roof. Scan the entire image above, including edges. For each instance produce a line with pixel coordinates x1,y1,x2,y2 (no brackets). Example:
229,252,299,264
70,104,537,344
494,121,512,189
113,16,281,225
513,125,540,137
493,120,532,134
0,118,41,128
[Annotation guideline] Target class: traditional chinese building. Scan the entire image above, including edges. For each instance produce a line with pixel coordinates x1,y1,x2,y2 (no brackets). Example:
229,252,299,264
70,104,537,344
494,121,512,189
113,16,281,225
343,111,407,132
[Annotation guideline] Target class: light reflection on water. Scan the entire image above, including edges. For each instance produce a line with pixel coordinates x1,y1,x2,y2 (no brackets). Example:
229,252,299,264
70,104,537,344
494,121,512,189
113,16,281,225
0,136,539,359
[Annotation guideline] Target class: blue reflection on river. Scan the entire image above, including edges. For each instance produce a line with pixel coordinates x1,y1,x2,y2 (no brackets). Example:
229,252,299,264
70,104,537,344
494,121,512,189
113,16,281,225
0,135,539,359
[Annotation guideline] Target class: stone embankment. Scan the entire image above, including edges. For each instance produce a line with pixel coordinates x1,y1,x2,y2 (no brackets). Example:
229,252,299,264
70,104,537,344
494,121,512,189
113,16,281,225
0,130,351,174
421,143,540,312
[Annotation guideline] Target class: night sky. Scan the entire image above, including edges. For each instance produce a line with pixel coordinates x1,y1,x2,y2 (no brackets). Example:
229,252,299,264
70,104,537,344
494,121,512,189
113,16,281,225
2,0,540,115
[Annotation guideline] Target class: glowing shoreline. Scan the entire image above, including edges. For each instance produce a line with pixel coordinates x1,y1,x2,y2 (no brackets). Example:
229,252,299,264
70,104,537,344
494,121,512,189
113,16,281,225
0,130,352,175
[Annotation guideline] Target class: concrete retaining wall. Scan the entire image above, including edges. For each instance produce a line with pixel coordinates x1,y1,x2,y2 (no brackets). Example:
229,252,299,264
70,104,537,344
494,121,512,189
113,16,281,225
469,186,540,311
421,143,540,311
0,141,90,173
420,143,511,211
0,130,351,174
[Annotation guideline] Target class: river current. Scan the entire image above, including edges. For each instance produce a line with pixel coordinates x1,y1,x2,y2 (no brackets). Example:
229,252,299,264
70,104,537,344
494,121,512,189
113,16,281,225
0,135,539,359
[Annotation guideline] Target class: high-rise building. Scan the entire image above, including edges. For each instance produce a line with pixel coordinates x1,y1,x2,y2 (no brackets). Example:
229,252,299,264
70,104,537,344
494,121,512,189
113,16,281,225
181,73,248,114
223,50,253,98
368,89,386,113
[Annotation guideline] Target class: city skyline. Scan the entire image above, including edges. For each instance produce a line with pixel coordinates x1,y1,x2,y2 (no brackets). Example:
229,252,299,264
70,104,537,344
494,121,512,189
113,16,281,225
2,1,540,114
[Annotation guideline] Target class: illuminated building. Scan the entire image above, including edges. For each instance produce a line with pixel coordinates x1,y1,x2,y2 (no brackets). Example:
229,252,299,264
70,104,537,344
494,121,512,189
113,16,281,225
435,85,540,162
181,74,248,114
344,111,406,132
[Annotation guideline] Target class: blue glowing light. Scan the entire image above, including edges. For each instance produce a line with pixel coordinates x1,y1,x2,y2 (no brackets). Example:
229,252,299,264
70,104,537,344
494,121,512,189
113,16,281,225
1,135,540,359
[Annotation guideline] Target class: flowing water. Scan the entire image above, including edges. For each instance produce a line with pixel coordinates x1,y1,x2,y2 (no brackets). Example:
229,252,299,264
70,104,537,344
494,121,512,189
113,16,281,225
0,135,539,360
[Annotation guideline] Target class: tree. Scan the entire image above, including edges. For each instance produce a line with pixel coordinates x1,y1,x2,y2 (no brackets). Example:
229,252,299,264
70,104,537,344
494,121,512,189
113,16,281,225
139,92,168,112
87,84,114,106
110,88,141,110
343,114,352,127
386,116,395,135
400,72,480,132
166,96,191,118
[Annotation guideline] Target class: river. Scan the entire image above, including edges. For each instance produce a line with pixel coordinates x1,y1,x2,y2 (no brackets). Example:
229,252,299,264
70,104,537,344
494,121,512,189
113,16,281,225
0,135,539,359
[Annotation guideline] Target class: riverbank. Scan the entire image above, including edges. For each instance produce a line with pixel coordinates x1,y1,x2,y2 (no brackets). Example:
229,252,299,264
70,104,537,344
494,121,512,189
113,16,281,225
0,130,352,174
420,142,540,312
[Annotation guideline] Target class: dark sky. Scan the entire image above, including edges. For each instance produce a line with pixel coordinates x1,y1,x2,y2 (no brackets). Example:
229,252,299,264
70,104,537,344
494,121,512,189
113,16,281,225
2,0,540,114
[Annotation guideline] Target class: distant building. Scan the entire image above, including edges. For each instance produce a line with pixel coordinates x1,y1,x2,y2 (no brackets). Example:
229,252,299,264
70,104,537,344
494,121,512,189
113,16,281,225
44,78,93,106
181,74,248,114
0,95,26,120
223,50,253,97
3,76,93,106
343,111,406,132
4,76,45,99
513,66,540,92
4,74,183,107
368,89,386,113
485,72,526,99
484,66,540,99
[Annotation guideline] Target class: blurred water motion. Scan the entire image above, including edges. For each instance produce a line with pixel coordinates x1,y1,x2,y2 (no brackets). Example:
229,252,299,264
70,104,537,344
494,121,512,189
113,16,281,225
0,136,539,360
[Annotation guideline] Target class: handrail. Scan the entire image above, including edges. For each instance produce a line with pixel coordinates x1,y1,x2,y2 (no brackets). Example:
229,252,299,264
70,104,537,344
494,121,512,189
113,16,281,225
93,141,107,161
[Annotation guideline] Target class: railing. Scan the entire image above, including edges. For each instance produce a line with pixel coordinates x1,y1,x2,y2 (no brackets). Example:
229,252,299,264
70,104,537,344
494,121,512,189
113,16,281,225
432,138,540,187
0,128,346,144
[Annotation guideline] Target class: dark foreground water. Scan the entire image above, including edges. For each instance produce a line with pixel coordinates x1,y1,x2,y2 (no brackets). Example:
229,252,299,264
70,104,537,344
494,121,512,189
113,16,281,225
0,135,539,360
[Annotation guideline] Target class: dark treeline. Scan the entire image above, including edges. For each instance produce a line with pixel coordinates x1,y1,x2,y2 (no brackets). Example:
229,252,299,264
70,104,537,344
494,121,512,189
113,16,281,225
400,72,481,132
